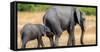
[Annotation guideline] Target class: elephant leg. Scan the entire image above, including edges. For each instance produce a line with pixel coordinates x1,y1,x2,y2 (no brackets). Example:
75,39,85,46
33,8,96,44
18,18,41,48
67,26,75,46
48,36,55,47
67,33,75,46
40,38,44,47
68,24,75,46
37,38,41,48
21,37,28,49
55,32,61,47
37,36,44,48
55,35,59,46
37,40,41,48
67,29,72,46
67,34,72,46
71,30,75,46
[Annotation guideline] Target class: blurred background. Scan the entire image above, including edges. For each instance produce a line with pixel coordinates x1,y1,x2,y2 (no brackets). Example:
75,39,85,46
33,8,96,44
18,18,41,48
17,3,96,15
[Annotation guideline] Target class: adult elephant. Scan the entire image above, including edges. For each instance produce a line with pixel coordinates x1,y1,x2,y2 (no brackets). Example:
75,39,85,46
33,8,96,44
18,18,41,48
43,6,85,47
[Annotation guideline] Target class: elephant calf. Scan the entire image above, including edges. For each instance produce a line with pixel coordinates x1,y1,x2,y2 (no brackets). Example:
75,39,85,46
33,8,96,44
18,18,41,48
20,23,51,48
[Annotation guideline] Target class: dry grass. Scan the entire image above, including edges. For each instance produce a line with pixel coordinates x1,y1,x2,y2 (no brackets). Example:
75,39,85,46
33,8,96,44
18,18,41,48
17,12,96,49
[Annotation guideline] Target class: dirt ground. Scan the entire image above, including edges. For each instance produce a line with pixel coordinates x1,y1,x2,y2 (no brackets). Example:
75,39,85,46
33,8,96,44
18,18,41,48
17,12,96,49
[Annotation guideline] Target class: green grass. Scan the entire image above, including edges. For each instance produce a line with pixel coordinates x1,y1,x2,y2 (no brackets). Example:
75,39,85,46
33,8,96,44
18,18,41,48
80,7,96,15
17,3,96,15
17,3,51,12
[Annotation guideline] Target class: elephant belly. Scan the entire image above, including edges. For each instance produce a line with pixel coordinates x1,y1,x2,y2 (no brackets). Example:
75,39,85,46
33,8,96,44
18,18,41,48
59,18,70,30
29,34,38,40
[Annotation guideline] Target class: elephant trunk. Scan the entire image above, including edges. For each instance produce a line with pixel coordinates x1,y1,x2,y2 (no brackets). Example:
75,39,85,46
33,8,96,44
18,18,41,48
80,20,85,45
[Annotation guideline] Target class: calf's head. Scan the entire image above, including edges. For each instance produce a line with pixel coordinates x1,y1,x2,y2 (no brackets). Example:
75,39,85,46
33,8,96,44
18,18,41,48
43,25,54,36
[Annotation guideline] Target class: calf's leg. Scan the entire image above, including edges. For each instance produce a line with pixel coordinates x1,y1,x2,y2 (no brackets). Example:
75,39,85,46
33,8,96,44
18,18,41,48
37,36,44,48
21,37,29,49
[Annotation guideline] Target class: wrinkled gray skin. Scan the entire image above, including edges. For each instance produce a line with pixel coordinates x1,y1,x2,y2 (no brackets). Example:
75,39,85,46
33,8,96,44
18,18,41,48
43,6,85,47
21,23,51,48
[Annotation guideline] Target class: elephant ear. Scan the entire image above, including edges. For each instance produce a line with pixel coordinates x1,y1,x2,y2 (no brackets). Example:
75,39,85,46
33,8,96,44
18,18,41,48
81,11,86,20
75,8,81,24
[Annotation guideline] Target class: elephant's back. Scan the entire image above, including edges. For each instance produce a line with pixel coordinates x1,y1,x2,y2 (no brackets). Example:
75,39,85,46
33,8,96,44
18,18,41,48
45,6,74,26
21,23,32,32
45,6,74,20
21,23,41,34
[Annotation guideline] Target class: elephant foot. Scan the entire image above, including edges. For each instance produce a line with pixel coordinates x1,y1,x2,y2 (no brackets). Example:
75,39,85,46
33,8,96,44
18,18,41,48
81,42,84,46
67,43,75,47
51,45,56,47
81,44,85,46
67,44,72,47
